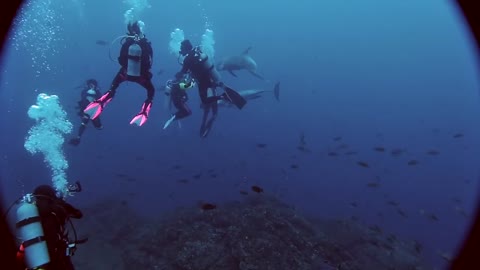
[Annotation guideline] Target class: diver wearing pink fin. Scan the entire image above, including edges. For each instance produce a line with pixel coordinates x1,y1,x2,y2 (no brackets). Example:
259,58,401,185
84,20,155,126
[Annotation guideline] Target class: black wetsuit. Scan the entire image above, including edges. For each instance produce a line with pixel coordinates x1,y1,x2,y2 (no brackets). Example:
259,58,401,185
177,46,222,137
28,188,83,270
177,46,222,105
169,82,192,120
105,36,155,106
76,87,102,135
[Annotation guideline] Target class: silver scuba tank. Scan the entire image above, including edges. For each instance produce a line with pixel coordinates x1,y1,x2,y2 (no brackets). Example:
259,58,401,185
127,43,142,77
16,194,50,268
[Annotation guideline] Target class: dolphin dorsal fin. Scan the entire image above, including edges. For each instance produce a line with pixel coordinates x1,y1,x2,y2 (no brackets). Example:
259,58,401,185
242,47,252,55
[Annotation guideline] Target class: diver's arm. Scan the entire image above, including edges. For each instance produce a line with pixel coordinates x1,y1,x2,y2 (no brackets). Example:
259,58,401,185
95,88,102,99
176,56,190,79
147,41,153,68
63,202,83,219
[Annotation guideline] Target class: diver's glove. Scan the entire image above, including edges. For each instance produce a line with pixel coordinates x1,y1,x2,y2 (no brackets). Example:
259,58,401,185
216,81,225,88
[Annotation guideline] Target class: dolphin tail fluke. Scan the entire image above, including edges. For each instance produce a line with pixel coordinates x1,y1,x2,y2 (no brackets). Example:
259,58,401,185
273,81,280,101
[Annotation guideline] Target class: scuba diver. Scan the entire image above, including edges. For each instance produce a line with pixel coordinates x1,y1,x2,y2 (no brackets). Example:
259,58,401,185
163,73,195,130
69,79,103,146
84,20,155,126
176,39,247,137
14,183,85,270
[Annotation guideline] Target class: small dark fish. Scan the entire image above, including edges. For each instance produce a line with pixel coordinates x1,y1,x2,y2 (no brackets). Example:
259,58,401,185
390,148,405,157
290,164,299,169
328,151,338,157
333,136,342,141
369,225,382,234
373,147,385,152
386,234,397,244
173,165,182,170
357,161,370,168
336,143,349,150
427,213,439,221
350,202,358,207
120,200,128,206
344,151,358,156
114,173,128,178
386,200,399,207
207,168,215,173
367,182,380,188
407,160,419,166
397,208,408,218
176,178,189,184
297,146,311,153
157,69,164,76
193,173,202,179
210,174,217,178
453,133,464,138
426,149,440,156
413,240,422,254
239,190,248,195
95,40,108,46
377,212,384,218
200,203,217,210
256,143,267,148
251,185,264,193
126,177,136,182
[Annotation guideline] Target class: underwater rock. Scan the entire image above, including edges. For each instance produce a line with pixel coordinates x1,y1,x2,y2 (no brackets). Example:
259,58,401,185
75,197,431,269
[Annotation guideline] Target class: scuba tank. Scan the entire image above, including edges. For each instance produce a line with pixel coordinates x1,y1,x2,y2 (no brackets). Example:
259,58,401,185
127,42,142,77
15,194,50,269
194,47,221,83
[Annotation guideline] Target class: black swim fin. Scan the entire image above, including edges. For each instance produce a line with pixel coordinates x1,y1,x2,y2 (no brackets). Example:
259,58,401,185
223,86,247,109
273,81,280,101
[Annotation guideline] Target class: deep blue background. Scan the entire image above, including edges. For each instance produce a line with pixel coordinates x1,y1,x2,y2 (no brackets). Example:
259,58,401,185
1,0,480,268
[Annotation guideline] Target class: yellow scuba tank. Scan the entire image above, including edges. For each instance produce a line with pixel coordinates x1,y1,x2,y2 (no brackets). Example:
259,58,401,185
127,43,142,76
16,194,50,269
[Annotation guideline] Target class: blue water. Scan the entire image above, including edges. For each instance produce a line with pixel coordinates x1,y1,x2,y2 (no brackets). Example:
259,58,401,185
1,0,480,269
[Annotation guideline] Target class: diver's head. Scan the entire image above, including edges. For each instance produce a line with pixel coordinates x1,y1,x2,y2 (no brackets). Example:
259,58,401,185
179,73,195,90
180,39,193,56
86,79,98,89
127,20,145,36
33,185,58,200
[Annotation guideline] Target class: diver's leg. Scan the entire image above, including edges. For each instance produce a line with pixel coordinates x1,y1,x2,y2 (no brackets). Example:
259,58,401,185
84,69,124,119
130,75,154,126
175,99,192,120
199,104,210,137
69,115,89,146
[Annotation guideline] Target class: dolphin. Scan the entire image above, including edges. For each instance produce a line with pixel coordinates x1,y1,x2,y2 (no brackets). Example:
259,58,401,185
216,47,264,80
218,81,279,107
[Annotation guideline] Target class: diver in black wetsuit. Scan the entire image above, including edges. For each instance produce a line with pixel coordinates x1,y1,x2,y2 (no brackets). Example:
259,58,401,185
84,20,155,126
69,79,102,146
163,73,195,130
15,184,85,270
176,39,239,137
